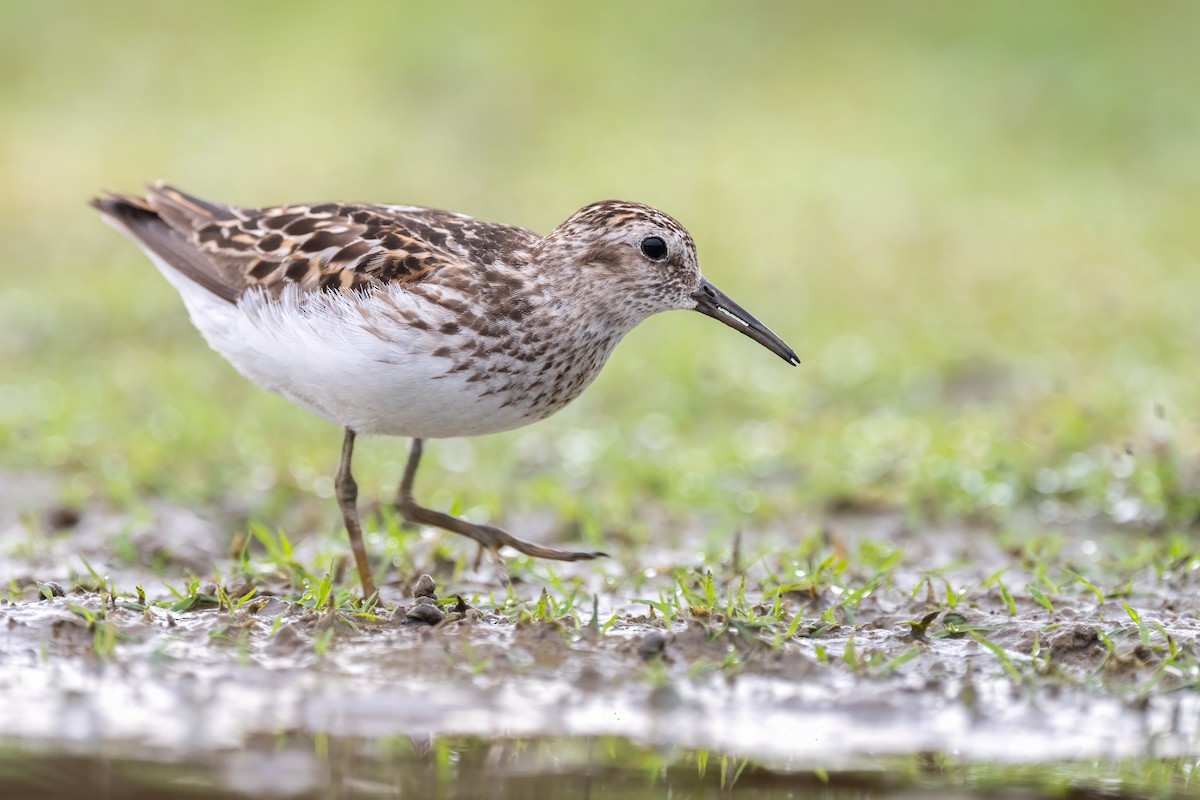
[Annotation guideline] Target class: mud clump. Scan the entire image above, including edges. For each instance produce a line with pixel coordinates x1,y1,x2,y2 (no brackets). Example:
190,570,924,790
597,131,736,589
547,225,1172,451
399,574,446,625
1046,625,1104,663
406,597,446,625
638,630,669,661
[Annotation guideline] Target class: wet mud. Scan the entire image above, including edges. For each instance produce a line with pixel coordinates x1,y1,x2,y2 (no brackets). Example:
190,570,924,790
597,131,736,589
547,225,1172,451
1,471,1198,797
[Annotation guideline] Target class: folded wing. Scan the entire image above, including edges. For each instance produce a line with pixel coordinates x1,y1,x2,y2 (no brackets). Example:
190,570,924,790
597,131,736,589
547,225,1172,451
90,183,518,303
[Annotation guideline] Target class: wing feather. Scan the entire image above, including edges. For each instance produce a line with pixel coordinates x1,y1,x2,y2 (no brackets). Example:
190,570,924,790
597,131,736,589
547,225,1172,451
91,183,540,303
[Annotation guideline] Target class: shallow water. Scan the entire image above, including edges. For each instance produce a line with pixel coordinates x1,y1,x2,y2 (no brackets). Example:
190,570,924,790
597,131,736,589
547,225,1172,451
3,582,1198,798
2,475,1198,798
2,735,1094,800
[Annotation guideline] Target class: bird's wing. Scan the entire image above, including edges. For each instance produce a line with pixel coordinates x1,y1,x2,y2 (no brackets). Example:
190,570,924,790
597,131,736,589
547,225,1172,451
91,183,539,303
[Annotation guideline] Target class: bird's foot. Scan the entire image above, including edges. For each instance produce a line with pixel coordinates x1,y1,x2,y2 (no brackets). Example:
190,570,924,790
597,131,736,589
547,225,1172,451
395,499,606,562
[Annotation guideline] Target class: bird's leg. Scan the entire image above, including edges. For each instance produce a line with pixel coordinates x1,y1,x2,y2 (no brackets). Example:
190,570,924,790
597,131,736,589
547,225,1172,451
336,428,378,600
394,438,607,562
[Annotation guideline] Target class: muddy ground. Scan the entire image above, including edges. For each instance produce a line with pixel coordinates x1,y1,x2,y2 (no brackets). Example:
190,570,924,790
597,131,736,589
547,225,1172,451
2,469,1198,798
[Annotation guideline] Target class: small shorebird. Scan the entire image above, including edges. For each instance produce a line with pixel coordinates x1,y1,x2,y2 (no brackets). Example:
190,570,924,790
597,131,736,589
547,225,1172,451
92,184,798,598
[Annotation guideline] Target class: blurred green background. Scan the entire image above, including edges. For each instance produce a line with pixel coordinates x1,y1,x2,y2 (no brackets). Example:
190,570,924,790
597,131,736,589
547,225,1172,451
2,1,1197,548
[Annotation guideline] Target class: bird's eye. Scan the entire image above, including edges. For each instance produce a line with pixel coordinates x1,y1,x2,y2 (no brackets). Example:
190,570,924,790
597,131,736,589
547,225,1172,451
640,236,668,261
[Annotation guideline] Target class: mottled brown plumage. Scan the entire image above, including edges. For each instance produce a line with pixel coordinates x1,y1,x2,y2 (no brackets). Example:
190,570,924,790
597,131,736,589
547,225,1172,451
92,184,540,300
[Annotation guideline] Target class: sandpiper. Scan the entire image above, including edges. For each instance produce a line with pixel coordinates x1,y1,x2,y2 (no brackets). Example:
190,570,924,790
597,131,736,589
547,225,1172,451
92,184,798,598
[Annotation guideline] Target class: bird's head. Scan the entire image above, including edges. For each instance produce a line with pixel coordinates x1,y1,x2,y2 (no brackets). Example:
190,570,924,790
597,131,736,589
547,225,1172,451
539,200,798,365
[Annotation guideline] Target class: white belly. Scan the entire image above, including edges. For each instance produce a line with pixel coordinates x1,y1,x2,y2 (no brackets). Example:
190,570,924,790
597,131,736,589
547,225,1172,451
169,278,546,438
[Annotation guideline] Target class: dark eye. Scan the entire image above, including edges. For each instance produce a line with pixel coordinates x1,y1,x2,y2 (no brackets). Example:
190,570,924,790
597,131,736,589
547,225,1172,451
640,236,668,261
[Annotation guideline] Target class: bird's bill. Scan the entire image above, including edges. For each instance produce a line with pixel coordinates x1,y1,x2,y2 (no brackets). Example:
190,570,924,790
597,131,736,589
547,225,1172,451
691,278,799,366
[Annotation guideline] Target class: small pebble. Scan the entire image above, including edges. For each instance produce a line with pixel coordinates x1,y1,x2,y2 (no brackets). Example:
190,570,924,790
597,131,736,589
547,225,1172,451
45,507,80,530
413,574,437,599
38,582,65,599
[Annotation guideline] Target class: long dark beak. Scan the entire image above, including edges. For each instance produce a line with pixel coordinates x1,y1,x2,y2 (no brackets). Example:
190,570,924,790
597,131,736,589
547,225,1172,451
691,278,799,366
